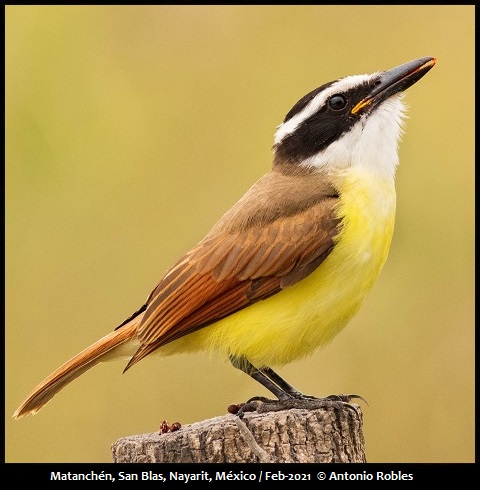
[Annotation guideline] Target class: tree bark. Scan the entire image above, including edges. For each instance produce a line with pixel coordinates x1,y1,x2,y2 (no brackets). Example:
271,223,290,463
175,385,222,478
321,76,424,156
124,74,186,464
112,405,366,463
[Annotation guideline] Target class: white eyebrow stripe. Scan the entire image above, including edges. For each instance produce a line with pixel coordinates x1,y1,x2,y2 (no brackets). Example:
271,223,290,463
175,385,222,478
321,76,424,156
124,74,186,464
274,73,378,146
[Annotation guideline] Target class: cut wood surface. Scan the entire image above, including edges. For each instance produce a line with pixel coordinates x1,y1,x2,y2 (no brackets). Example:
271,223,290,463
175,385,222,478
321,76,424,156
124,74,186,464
112,405,365,463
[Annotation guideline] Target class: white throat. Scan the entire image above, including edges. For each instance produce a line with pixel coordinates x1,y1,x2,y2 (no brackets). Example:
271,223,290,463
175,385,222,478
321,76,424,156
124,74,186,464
274,74,408,183
302,96,406,182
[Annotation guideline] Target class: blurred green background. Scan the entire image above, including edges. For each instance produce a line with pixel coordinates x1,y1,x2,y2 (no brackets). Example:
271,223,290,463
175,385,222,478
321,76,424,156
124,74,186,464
6,5,474,463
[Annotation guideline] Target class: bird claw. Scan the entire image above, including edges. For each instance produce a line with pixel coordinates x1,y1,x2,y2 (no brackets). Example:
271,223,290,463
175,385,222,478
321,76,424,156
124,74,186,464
230,393,366,419
325,393,369,406
245,395,277,404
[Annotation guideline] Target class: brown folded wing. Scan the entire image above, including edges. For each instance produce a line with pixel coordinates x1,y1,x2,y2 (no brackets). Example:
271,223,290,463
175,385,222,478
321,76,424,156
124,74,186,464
123,187,340,370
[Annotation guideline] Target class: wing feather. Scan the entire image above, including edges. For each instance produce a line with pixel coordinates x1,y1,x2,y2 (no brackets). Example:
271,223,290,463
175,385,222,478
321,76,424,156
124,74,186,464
125,171,341,369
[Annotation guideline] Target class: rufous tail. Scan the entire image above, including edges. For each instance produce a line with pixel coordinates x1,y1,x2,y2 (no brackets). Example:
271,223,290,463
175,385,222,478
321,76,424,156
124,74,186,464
13,319,139,419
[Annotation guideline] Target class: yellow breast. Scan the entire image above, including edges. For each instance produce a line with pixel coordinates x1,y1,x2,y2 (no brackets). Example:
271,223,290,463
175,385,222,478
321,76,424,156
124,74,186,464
161,170,396,367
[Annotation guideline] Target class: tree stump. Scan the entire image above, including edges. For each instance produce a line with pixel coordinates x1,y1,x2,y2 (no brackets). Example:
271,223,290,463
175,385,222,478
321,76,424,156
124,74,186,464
112,405,366,463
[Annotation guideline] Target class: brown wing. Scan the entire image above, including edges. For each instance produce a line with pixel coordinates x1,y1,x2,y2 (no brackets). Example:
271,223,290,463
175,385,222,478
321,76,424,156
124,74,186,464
124,186,341,370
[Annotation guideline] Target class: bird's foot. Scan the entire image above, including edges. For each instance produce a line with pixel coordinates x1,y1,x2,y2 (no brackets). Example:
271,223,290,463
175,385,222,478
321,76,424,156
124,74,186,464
229,393,366,419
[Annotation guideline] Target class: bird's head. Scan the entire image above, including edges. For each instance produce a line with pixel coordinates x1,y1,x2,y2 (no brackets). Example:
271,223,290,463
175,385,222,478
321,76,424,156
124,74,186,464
273,57,436,181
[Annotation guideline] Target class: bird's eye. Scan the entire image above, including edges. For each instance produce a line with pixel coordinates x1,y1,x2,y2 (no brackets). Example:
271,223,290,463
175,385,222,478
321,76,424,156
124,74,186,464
328,95,347,111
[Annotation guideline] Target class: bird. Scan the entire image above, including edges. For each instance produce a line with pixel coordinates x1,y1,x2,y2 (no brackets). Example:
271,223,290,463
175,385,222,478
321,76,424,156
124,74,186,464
14,56,435,419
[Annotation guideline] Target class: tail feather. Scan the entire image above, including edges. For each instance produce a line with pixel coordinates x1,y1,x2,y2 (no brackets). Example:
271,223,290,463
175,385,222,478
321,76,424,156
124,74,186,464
13,320,139,419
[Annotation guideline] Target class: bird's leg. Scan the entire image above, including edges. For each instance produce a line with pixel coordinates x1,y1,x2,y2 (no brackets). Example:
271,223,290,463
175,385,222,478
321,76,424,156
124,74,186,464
229,356,291,402
260,366,312,399
229,356,365,417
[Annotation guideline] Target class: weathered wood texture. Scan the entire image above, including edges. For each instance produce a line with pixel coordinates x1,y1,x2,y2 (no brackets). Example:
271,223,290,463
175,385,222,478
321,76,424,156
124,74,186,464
112,406,365,463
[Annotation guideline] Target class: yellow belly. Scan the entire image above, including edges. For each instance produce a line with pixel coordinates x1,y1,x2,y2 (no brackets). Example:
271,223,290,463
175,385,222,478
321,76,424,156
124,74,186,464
160,171,396,367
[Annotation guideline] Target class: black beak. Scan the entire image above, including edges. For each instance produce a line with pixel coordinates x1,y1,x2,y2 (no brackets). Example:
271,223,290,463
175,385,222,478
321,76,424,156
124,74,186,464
352,57,436,114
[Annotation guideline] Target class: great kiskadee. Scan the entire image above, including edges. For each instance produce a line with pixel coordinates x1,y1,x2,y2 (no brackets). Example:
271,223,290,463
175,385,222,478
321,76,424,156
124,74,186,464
14,57,435,419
